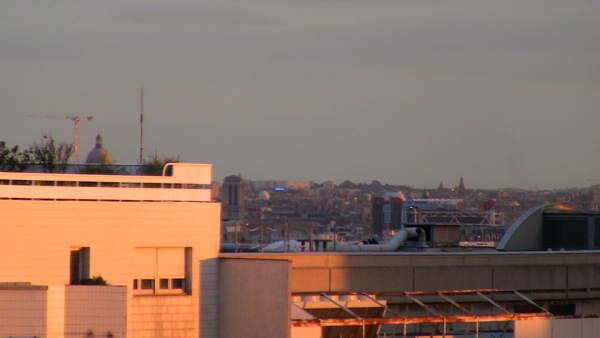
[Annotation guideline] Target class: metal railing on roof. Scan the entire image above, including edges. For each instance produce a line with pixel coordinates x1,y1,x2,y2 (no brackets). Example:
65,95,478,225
292,289,554,338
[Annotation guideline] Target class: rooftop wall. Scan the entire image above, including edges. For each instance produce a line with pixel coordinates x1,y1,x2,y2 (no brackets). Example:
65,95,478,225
0,198,221,338
0,285,47,338
497,205,544,251
0,163,213,202
219,258,291,338
64,285,127,338
222,251,600,294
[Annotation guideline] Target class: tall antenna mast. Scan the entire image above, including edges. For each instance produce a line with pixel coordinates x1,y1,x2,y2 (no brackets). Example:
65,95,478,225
139,87,144,164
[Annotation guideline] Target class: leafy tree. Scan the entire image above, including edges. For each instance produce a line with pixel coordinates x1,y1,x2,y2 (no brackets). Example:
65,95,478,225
27,136,74,173
79,275,108,285
0,141,30,171
141,152,179,176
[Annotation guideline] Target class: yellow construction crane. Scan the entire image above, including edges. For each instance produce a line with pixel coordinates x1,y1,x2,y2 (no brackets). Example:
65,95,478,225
28,114,94,163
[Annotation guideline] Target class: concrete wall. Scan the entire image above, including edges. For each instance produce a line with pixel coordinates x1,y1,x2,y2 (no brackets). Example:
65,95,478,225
515,317,600,338
223,251,600,293
0,199,221,338
1,273,147,338
291,326,321,338
47,285,66,338
0,285,47,338
0,163,213,202
64,285,127,338
219,258,291,338
200,258,220,338
497,205,544,251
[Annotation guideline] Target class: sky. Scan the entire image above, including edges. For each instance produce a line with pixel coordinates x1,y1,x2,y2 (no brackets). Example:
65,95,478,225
0,0,599,189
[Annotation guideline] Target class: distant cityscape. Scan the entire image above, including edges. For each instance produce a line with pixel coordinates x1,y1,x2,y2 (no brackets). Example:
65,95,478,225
217,173,600,246
2,135,600,337
3,132,599,249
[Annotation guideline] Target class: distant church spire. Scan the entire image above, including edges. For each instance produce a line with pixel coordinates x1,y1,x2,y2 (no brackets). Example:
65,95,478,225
438,180,444,190
458,176,466,195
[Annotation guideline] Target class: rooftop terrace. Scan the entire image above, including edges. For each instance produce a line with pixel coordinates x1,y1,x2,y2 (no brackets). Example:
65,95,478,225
0,163,213,202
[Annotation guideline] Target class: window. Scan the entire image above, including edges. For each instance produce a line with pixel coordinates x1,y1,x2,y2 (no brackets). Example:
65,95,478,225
160,278,169,289
70,247,90,285
543,216,588,250
141,279,154,290
549,303,576,316
171,278,184,289
133,247,191,295
594,218,600,248
513,304,539,313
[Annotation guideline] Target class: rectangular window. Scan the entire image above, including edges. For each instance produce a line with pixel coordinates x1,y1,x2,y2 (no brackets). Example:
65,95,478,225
133,247,191,295
159,278,169,289
133,279,138,290
141,279,154,290
594,218,600,248
171,278,184,289
543,216,588,250
549,303,576,316
12,180,32,185
70,247,90,285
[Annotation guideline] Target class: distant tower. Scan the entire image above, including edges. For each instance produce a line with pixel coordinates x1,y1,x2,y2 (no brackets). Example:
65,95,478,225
222,175,245,221
85,134,113,164
389,197,404,229
371,197,385,237
438,180,444,190
590,187,600,211
458,176,466,195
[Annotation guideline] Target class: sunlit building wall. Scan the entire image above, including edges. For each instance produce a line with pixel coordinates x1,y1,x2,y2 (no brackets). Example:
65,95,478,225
0,163,221,338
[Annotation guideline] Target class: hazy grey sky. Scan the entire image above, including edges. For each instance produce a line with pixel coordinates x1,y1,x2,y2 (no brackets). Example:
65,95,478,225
1,0,599,188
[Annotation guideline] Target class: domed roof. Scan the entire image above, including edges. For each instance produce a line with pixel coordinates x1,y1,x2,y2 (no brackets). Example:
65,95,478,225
258,190,271,201
85,133,113,164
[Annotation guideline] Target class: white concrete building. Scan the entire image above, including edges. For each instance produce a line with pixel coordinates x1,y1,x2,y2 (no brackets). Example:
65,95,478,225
0,163,220,338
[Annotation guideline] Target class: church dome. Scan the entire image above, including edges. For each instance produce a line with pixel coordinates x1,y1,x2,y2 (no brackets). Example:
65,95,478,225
85,133,113,164
258,190,271,201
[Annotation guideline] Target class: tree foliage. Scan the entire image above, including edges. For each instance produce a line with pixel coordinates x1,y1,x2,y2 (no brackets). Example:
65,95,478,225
0,141,31,171
79,275,108,285
0,136,74,172
141,152,179,176
27,136,74,172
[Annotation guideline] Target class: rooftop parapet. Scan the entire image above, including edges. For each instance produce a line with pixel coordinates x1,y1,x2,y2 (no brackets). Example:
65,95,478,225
0,163,213,202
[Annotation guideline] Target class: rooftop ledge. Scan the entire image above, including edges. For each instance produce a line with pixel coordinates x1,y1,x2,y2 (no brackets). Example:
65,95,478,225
0,163,214,202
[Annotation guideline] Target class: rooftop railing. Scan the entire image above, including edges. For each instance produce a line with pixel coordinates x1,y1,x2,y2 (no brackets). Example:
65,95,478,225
0,163,213,202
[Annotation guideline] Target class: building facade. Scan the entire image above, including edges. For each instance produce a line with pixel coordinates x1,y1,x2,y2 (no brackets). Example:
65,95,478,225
0,163,220,338
221,175,244,221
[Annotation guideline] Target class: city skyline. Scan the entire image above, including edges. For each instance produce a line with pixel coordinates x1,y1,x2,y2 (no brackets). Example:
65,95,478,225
1,0,599,189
